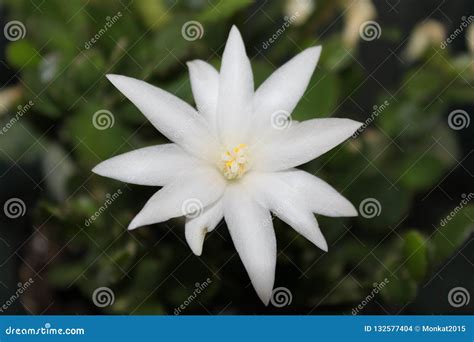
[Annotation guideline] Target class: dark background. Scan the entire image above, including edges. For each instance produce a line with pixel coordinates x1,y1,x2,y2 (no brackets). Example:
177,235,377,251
0,0,473,315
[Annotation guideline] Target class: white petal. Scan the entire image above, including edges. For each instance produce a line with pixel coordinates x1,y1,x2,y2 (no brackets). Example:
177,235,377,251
217,26,254,146
278,169,357,217
252,46,322,134
92,144,199,186
187,60,219,131
244,172,327,251
223,184,275,305
185,200,223,256
106,74,217,161
128,166,225,230
253,118,362,171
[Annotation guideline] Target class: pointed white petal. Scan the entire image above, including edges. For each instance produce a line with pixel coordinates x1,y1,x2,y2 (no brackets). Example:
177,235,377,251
279,169,357,217
106,74,217,160
217,26,254,146
128,167,225,230
187,60,219,130
92,144,200,186
223,184,276,305
253,46,322,133
253,118,362,171
244,172,327,251
185,199,223,256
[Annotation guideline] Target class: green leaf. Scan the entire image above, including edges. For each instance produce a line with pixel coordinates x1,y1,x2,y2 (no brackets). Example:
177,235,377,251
395,153,445,191
387,124,459,192
252,61,274,89
325,276,363,304
292,69,339,120
380,269,417,304
0,120,44,163
403,230,427,281
135,18,191,77
132,258,164,291
6,40,41,69
68,50,106,91
431,203,474,265
348,173,412,231
65,104,134,168
319,36,354,71
377,240,418,303
133,0,171,30
402,69,443,102
378,102,441,138
199,0,254,22
48,262,85,287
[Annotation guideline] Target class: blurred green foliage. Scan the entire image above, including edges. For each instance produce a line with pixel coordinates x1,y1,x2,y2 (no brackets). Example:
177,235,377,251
1,0,473,313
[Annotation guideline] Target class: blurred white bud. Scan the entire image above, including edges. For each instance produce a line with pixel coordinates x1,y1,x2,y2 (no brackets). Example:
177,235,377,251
342,0,377,48
467,23,474,55
284,0,315,26
42,144,75,201
0,86,22,115
405,20,446,62
466,23,474,74
40,54,59,83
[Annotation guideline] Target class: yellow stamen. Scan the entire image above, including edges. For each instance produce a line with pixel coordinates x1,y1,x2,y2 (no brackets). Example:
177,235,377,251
220,144,249,180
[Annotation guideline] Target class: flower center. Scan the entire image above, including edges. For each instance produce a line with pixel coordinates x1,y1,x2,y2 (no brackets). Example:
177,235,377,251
220,144,249,180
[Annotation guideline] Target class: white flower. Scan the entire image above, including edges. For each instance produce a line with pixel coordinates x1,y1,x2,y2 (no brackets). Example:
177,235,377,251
93,26,362,305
